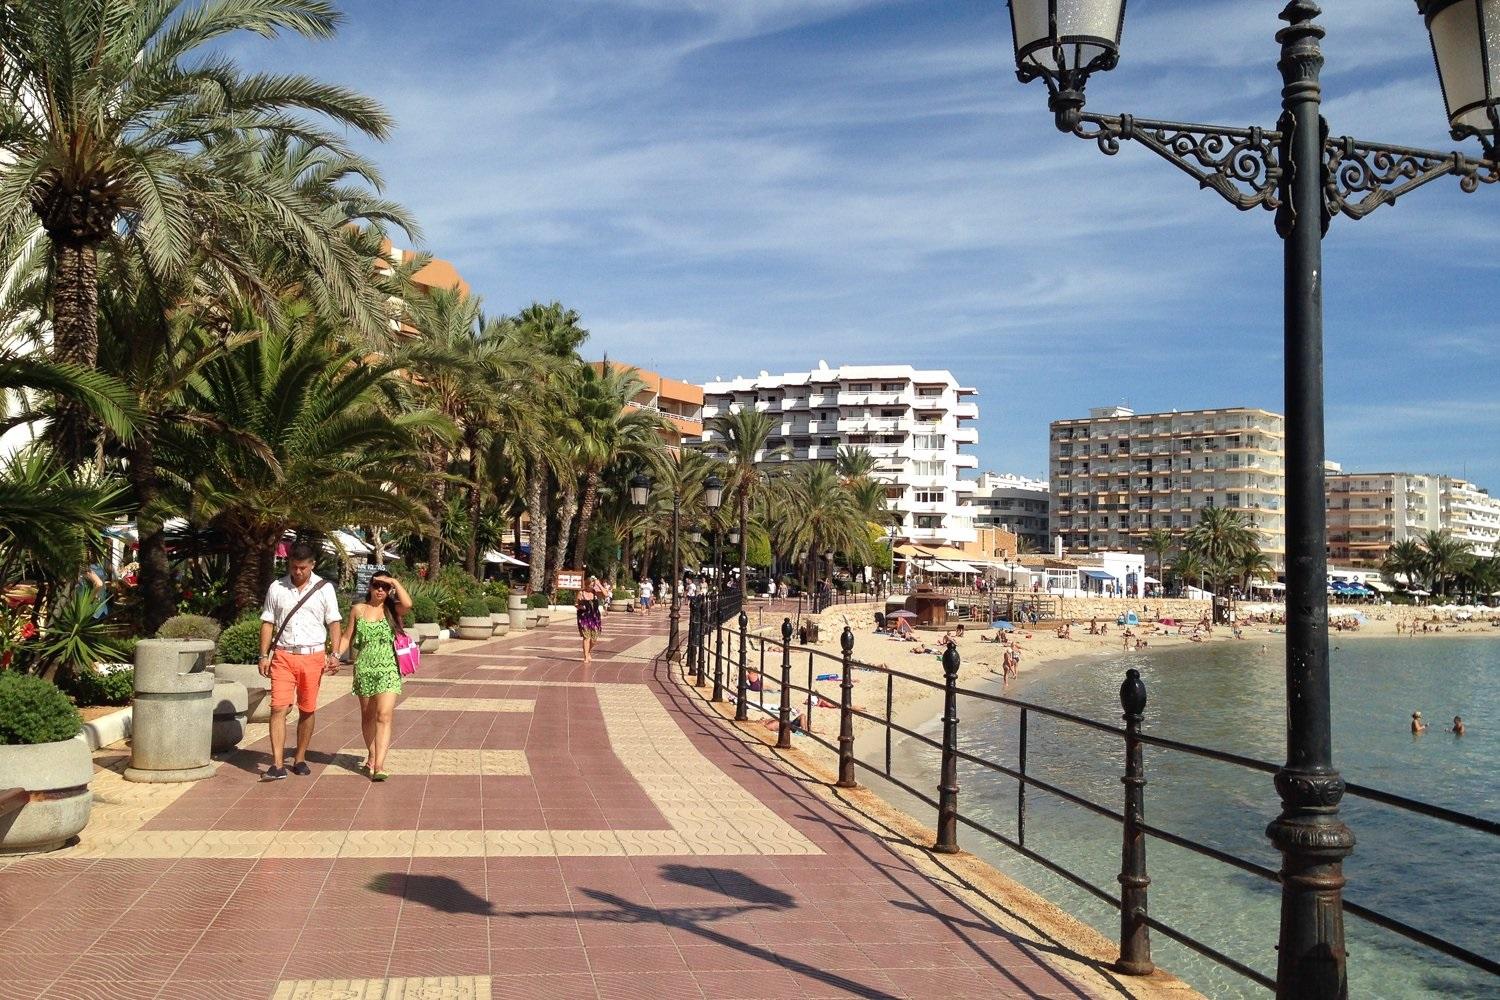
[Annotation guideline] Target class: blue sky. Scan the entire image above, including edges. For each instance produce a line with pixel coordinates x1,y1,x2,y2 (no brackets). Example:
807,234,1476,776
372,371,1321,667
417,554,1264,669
232,0,1500,485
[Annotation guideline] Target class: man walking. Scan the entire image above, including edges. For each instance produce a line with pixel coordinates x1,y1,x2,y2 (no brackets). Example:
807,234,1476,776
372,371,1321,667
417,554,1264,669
258,542,342,780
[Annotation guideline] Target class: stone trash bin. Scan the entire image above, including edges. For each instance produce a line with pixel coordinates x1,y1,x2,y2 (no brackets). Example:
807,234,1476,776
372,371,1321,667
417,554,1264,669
210,681,248,753
508,593,529,632
124,639,219,783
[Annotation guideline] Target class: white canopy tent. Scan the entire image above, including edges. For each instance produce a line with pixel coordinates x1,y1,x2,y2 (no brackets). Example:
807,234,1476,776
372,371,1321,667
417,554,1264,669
483,550,528,567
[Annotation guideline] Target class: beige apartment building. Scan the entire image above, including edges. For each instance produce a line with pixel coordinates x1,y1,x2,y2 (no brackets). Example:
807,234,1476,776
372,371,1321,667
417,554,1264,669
1325,472,1499,565
1049,406,1286,566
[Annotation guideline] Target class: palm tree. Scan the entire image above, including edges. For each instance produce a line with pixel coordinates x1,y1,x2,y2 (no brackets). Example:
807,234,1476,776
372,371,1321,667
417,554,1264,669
0,0,397,465
1381,538,1427,594
835,446,878,483
705,408,782,598
0,448,129,589
186,327,442,614
1419,529,1471,597
1171,549,1207,596
1184,507,1259,594
1143,527,1174,590
568,363,666,572
1232,548,1275,594
770,463,872,594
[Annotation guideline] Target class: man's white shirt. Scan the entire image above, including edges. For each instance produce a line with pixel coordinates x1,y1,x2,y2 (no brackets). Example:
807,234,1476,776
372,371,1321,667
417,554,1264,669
260,573,342,647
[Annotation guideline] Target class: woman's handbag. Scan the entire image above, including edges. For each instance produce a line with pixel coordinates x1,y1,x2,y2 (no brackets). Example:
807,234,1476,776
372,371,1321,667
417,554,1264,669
394,631,420,677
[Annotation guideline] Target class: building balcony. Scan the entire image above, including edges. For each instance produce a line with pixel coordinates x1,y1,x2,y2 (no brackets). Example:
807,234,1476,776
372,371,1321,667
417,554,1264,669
840,391,908,406
952,427,979,444
954,402,979,420
836,417,906,433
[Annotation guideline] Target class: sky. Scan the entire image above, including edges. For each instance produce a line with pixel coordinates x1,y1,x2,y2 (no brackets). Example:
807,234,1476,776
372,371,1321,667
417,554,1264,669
227,0,1500,486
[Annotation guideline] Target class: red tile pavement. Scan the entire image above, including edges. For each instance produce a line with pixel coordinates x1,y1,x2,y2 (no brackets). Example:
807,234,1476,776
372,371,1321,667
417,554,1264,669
0,610,1109,999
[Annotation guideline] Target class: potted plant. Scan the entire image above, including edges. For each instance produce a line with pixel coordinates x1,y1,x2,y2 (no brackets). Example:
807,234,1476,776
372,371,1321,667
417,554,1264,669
486,595,510,636
410,595,442,653
457,597,494,640
0,673,91,854
526,591,550,628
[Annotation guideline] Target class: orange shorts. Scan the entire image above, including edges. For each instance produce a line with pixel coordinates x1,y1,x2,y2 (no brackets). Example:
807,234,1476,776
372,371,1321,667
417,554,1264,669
269,650,326,713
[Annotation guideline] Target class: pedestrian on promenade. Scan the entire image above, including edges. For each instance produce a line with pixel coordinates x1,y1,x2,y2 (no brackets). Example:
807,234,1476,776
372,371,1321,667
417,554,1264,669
258,542,342,780
577,577,603,664
335,572,411,781
640,576,653,613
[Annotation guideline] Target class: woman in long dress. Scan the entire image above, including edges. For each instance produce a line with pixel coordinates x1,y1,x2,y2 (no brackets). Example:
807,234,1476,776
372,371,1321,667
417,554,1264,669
335,572,411,781
577,577,603,664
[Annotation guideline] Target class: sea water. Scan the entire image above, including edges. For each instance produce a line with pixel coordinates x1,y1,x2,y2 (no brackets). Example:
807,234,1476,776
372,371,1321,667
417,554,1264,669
888,636,1498,998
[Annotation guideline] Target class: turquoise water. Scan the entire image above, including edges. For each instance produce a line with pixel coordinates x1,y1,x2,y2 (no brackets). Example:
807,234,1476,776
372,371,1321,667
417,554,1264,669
886,636,1499,998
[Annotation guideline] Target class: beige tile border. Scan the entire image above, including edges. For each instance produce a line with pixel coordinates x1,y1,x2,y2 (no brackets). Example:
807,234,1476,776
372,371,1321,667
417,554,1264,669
273,977,491,1000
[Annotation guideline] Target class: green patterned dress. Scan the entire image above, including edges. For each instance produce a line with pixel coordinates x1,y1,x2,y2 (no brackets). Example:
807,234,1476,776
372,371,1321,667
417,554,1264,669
352,616,402,697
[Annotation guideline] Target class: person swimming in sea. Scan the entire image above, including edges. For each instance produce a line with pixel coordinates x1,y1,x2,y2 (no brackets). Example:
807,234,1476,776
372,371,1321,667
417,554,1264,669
1411,711,1427,734
1451,715,1466,736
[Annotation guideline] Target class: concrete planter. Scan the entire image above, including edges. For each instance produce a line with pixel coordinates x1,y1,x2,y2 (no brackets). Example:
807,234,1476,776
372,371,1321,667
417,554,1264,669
413,622,441,654
0,734,93,854
490,614,510,636
457,616,492,641
609,600,632,613
507,594,529,631
209,663,270,722
527,610,545,628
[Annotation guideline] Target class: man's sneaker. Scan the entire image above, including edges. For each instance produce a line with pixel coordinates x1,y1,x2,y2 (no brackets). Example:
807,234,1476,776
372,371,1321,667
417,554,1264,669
262,765,288,781
289,761,311,776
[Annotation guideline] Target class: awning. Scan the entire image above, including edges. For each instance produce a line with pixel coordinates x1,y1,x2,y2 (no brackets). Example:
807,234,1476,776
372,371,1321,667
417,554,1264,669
1081,569,1117,581
1365,579,1391,593
1252,581,1287,591
1142,575,1162,585
330,530,372,556
928,558,980,575
483,550,528,567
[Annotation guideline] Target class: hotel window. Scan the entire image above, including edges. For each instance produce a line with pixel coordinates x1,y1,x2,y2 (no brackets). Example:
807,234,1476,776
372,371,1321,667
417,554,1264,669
912,461,945,476
880,382,902,391
914,490,945,504
913,434,944,450
852,383,872,392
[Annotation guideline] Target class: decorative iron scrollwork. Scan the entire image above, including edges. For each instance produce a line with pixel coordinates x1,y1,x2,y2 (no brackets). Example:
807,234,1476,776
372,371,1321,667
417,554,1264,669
1323,135,1500,219
1072,112,1282,212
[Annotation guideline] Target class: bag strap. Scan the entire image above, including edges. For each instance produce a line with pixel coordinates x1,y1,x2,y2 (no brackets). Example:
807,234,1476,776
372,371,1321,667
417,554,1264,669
270,578,330,651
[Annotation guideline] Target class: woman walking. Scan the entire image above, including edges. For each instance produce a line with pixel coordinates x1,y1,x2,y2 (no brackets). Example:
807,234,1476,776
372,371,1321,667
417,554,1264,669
577,576,604,664
336,572,411,781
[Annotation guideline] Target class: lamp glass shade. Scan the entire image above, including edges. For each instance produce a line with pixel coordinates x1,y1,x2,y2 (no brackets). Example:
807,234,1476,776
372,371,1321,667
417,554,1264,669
1422,0,1500,136
703,474,724,509
728,531,740,544
628,472,650,507
1010,0,1125,74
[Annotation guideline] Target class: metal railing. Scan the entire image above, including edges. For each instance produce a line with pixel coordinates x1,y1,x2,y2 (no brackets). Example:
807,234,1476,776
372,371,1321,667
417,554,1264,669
679,615,1500,992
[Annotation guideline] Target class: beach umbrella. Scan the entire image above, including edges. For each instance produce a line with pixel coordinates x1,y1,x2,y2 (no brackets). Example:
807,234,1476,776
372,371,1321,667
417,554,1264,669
990,620,1015,630
887,610,918,620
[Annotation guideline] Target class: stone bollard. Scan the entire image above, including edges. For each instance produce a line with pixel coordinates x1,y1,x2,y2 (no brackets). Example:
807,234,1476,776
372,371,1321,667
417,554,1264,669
209,663,270,723
508,593,529,631
211,681,249,753
125,639,218,782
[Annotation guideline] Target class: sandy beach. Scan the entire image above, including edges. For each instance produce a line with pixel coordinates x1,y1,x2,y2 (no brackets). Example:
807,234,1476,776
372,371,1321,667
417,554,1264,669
732,596,1500,755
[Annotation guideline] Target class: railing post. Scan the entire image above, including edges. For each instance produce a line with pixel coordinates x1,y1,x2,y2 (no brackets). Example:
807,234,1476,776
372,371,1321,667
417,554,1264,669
1018,707,1029,848
696,597,709,687
1118,667,1154,976
686,597,700,681
735,611,749,722
776,617,794,750
934,643,961,854
712,592,725,702
836,626,857,789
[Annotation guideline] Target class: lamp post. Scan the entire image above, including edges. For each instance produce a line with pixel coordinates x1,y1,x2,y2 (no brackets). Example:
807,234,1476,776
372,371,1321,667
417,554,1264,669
700,474,724,685
1007,2,1499,996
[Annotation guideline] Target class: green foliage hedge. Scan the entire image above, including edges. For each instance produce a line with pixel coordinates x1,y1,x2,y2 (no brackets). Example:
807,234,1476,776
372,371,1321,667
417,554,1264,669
411,595,440,623
485,596,508,614
0,673,82,745
215,616,262,664
555,589,576,606
461,596,490,618
67,665,135,707
157,614,222,642
483,580,510,600
526,592,550,609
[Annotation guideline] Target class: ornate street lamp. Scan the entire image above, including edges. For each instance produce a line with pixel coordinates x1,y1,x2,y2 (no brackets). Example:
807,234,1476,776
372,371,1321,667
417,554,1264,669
702,472,724,511
1007,1,1499,995
628,472,650,508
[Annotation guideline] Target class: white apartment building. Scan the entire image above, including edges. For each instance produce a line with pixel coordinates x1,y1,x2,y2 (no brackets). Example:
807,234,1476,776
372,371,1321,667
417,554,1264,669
1440,477,1500,556
969,473,1050,553
700,361,979,546
1050,406,1287,566
1325,472,1442,567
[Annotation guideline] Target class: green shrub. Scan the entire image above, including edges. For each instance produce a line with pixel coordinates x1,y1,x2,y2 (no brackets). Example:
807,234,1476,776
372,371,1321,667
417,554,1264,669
116,636,139,662
485,595,508,614
157,613,222,642
215,616,262,664
411,595,440,623
555,589,576,606
461,596,490,618
434,566,483,601
67,665,135,707
483,580,510,600
0,673,82,745
526,592,549,609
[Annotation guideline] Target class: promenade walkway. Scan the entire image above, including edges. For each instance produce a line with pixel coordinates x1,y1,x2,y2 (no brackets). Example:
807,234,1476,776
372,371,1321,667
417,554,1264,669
0,611,1142,1000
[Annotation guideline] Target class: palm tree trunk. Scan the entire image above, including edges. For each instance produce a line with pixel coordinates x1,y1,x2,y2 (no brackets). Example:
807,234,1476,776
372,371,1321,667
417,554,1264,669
738,493,749,602
426,446,449,574
526,459,549,594
464,437,483,577
225,519,277,618
127,434,176,635
50,240,101,469
571,473,599,570
550,475,579,590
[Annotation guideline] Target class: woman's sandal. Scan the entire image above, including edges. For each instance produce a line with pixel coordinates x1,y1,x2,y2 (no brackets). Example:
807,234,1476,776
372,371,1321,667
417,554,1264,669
371,770,389,782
